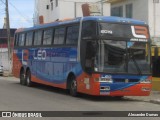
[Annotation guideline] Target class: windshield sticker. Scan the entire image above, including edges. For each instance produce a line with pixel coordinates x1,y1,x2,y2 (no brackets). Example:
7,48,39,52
101,30,113,34
127,42,134,48
130,38,148,42
131,26,149,39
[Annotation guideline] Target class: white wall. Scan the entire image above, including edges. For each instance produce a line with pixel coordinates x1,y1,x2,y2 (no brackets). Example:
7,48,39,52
111,0,148,22
59,1,75,20
103,2,110,16
132,0,148,22
148,0,160,38
0,48,9,71
50,0,108,21
34,0,50,24
49,0,60,21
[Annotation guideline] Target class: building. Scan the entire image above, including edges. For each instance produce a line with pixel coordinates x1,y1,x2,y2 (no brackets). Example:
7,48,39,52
108,0,160,45
34,0,110,25
0,29,16,71
34,0,160,44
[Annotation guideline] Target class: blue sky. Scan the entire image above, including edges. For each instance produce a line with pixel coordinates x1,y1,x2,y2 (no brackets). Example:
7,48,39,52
0,0,34,29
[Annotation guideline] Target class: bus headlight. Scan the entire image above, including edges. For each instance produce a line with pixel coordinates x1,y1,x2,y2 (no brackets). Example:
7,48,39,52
140,79,151,84
94,78,113,83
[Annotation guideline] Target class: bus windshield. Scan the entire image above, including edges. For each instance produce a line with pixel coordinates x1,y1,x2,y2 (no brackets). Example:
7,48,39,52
94,40,150,74
82,22,151,75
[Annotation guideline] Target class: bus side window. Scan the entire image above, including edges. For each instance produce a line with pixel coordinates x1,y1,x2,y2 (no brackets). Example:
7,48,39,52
18,33,25,46
26,32,33,46
34,30,43,46
43,29,53,45
54,28,65,45
66,25,79,45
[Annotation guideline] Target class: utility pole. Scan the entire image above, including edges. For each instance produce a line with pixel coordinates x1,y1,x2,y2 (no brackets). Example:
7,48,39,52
101,0,103,16
5,0,12,75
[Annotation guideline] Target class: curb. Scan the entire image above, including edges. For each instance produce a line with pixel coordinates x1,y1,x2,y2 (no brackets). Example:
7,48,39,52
0,76,19,81
150,99,160,105
151,91,160,94
2,71,13,77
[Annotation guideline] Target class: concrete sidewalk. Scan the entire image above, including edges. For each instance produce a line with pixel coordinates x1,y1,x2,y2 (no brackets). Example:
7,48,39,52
126,91,160,105
149,91,160,104
0,76,160,105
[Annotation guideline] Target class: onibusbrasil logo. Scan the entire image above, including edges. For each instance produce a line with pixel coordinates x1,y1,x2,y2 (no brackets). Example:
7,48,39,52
1,112,42,118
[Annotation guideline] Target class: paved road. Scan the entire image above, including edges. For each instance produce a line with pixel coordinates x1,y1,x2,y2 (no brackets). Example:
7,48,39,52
0,77,159,120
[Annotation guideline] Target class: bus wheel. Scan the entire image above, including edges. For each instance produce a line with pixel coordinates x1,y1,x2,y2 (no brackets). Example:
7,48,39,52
20,69,26,85
26,70,33,87
70,77,78,97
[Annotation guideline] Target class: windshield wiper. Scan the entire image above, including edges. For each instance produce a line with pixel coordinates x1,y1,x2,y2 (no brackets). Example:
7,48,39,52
127,51,142,75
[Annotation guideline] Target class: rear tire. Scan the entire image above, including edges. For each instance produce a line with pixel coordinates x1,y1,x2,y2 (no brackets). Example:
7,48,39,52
69,77,78,97
26,70,33,87
20,69,26,85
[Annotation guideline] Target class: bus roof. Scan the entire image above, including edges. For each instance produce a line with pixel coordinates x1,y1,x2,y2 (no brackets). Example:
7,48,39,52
83,16,146,24
16,16,146,33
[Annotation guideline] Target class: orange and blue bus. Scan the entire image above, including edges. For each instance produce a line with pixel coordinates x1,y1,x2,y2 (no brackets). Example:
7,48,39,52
13,16,152,97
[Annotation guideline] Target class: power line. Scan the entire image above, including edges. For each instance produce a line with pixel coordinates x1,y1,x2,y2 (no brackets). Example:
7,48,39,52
0,0,5,4
0,0,5,28
0,3,4,6
8,1,33,24
0,0,5,19
0,18,32,22
0,5,5,8
0,0,5,10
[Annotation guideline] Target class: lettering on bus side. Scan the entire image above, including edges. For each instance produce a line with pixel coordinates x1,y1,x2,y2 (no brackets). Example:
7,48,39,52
33,49,46,60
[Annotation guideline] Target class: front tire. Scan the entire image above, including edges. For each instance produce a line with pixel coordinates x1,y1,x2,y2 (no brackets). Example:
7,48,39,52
69,77,78,97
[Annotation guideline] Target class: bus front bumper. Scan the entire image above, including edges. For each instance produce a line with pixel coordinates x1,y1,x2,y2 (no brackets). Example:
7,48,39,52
98,83,152,96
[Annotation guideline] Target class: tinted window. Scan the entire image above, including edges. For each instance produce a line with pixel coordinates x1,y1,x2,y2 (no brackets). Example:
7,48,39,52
98,23,149,39
111,6,123,17
26,32,33,46
34,30,42,46
18,33,25,46
66,25,79,45
54,28,65,44
126,4,133,18
82,22,96,39
43,29,53,45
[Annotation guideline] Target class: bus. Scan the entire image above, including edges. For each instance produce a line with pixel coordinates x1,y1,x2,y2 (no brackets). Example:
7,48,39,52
13,16,152,97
